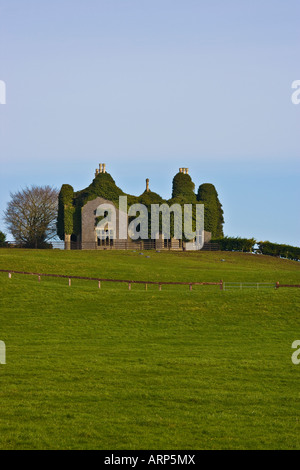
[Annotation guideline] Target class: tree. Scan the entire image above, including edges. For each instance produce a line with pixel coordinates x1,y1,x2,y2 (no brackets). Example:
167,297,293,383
57,184,74,239
4,186,59,248
0,231,6,247
171,172,196,201
197,183,224,238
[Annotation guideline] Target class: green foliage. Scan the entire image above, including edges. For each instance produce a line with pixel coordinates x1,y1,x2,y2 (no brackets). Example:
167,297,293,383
257,241,300,261
76,172,125,207
135,191,167,238
171,172,196,202
212,236,256,252
73,173,126,236
0,231,6,247
57,170,224,241
137,190,165,207
166,197,198,241
57,184,74,239
197,183,224,238
169,173,198,240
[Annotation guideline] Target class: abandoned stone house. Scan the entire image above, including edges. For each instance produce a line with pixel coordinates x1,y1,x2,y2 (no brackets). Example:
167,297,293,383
57,164,212,250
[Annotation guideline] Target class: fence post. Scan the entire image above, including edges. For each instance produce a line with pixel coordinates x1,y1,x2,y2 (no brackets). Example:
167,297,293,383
1,269,226,293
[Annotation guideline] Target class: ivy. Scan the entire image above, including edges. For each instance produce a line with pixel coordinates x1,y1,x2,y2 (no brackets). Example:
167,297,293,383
197,183,224,238
57,184,74,239
57,170,224,241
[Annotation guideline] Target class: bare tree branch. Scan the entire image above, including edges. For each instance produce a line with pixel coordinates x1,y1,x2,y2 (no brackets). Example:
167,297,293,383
4,186,59,248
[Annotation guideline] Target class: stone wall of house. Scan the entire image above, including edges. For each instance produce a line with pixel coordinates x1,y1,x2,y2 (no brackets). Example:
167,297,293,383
81,197,128,250
80,197,212,250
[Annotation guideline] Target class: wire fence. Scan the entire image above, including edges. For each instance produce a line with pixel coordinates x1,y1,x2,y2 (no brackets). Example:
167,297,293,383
3,241,220,251
223,282,300,290
0,269,223,291
223,282,275,290
1,269,299,291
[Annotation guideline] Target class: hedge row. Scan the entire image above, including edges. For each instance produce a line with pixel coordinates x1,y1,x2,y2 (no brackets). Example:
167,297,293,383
211,236,256,252
211,236,300,261
257,241,300,261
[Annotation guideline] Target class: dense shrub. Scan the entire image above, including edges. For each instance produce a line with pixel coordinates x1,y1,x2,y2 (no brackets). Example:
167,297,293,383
74,173,126,236
197,183,224,238
212,236,256,252
257,241,300,261
171,172,196,202
57,184,74,239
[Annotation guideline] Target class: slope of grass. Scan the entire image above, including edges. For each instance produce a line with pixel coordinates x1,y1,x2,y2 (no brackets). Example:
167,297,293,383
0,249,299,449
0,248,299,283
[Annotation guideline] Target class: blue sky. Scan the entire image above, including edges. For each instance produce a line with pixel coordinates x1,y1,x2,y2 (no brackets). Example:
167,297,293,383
0,0,299,245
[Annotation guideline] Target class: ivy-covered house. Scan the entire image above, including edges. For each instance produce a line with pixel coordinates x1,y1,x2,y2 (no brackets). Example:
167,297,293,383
57,164,224,250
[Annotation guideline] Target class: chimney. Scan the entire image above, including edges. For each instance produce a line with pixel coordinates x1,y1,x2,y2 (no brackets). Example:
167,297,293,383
99,163,103,173
103,163,106,174
146,178,149,192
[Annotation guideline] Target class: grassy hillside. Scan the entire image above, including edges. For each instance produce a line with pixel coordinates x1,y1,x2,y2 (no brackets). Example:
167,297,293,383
0,248,299,283
0,249,299,449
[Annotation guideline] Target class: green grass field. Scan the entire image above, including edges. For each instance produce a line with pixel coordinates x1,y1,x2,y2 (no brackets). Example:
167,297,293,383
0,248,299,450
